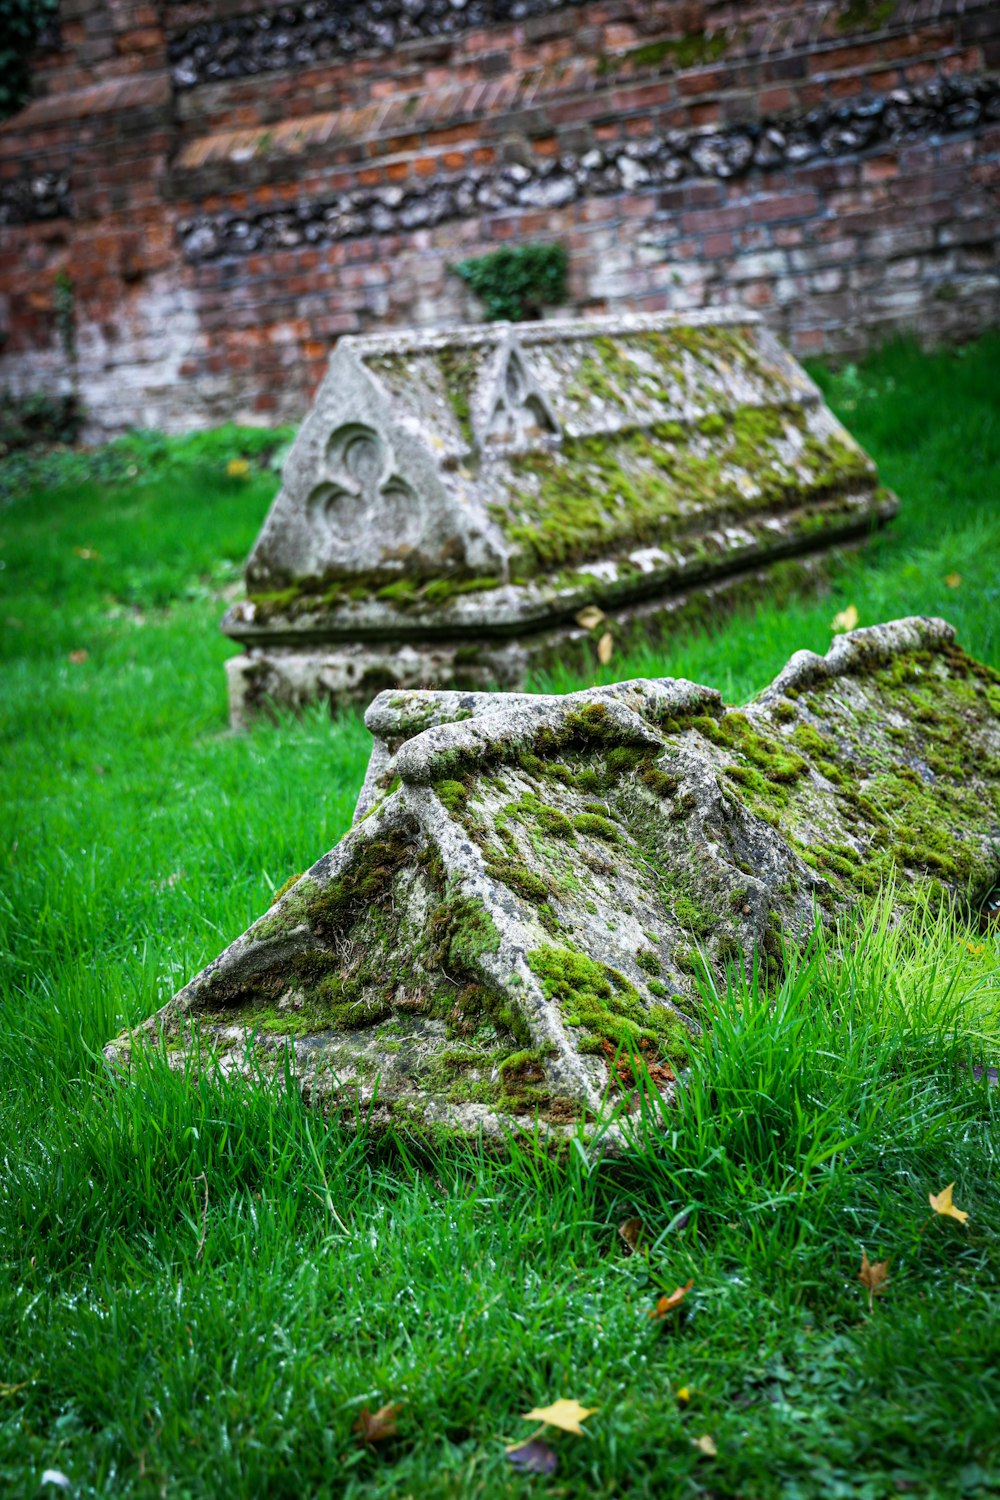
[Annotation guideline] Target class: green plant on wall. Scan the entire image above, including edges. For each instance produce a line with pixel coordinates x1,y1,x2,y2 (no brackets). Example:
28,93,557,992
0,0,59,119
453,244,569,322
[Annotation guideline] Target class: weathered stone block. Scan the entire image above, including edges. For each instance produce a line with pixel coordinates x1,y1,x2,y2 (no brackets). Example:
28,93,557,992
109,618,1000,1143
221,310,897,726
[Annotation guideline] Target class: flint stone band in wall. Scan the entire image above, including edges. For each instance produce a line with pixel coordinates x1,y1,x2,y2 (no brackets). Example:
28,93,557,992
168,0,587,88
0,173,72,228
105,618,1000,1144
178,75,1000,263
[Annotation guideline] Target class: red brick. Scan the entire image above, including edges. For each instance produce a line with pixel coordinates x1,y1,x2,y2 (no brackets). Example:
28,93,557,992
750,191,820,222
703,230,735,256
862,157,899,184
759,86,794,113
792,328,827,353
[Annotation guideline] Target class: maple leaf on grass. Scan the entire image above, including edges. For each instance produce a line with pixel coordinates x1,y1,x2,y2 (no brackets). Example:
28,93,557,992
521,1399,598,1436
858,1250,889,1311
353,1402,403,1445
929,1183,969,1223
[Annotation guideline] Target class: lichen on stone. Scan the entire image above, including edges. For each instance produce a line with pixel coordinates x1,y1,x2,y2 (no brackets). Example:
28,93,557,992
109,617,999,1145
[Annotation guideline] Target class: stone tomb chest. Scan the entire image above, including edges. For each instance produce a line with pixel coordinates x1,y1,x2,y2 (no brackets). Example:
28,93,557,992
222,310,896,726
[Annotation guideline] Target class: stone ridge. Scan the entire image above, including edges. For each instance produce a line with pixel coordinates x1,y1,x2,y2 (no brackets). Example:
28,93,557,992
176,74,1000,261
107,617,1000,1144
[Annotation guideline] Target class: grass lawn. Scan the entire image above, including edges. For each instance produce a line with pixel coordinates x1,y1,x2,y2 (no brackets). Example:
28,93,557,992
1,337,999,1498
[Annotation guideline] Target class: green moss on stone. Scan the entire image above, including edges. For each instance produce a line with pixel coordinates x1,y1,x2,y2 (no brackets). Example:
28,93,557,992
501,399,872,576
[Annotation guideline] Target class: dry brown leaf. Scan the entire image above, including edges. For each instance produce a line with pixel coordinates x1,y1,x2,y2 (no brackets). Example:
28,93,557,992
521,1398,598,1436
68,650,89,664
929,1182,969,1223
648,1279,694,1320
575,605,606,631
353,1402,403,1445
944,572,962,589
693,1434,717,1456
506,1438,558,1474
858,1249,889,1311
832,604,859,633
618,1216,645,1253
597,631,613,664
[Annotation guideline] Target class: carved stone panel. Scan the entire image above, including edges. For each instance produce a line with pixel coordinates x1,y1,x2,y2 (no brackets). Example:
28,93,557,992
306,423,420,572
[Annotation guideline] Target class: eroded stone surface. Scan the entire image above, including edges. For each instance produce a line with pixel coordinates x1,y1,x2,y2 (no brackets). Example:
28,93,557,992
221,310,896,723
111,619,1000,1139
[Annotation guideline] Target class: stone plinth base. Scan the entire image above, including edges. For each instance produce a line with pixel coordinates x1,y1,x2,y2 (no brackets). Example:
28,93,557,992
225,550,848,728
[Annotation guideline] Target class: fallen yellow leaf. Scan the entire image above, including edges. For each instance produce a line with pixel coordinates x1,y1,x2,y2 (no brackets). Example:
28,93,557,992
521,1398,598,1436
676,1386,691,1404
858,1250,889,1311
944,573,962,589
649,1279,694,1320
575,605,606,631
597,631,613,665
929,1182,969,1224
227,457,250,478
693,1434,717,1456
832,604,859,633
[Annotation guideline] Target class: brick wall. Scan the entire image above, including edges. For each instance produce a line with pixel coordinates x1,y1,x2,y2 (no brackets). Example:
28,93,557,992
1,0,998,436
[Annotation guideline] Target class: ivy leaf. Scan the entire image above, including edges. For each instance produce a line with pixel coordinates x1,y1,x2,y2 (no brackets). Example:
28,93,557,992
648,1279,694,1320
521,1398,598,1435
353,1402,403,1445
832,604,859,633
858,1250,889,1311
929,1182,969,1223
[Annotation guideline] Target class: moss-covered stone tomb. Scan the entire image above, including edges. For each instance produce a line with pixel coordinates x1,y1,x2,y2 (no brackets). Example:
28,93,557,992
109,617,1000,1141
221,311,897,726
